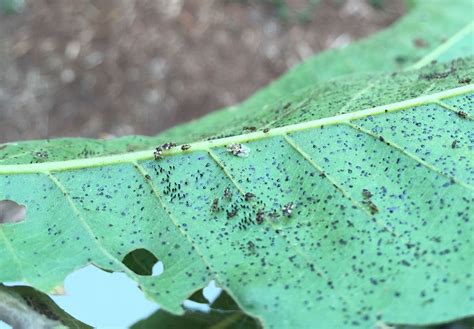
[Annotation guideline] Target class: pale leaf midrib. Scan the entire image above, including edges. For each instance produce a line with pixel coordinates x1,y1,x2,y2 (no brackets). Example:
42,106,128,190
0,84,472,174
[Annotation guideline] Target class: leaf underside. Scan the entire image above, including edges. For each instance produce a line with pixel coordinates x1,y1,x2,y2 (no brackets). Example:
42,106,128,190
1,68,473,328
0,1,473,328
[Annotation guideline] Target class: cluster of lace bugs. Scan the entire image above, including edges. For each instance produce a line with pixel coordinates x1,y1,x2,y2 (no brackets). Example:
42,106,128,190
154,142,191,160
154,143,175,160
210,186,296,227
243,126,257,132
156,138,297,225
255,202,295,224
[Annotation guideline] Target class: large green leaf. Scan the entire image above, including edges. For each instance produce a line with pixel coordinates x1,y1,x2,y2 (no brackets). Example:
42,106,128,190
1,0,473,327
0,55,473,328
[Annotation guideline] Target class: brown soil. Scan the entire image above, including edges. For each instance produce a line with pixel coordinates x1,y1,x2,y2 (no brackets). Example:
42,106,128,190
0,0,404,142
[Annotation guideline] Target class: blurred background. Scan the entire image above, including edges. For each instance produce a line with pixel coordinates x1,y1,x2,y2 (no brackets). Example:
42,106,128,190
0,0,404,143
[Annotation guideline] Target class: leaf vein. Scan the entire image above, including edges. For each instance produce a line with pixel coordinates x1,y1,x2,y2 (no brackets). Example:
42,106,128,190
345,122,474,191
45,173,133,274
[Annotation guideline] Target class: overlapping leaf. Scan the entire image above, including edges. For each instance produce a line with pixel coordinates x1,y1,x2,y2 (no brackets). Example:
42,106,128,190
0,284,90,328
132,291,260,329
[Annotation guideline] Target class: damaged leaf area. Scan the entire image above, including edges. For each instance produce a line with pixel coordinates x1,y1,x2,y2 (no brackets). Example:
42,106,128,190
0,57,473,328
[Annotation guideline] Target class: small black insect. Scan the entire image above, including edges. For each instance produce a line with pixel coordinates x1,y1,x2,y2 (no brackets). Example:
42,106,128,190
161,142,177,150
366,201,379,215
457,111,468,119
362,189,373,199
244,192,255,201
413,38,427,48
256,209,265,224
145,174,152,180
226,208,238,219
211,198,220,212
451,140,458,149
243,126,257,132
247,241,256,253
282,202,295,217
268,210,280,220
181,144,191,151
263,128,270,133
458,77,472,84
223,187,232,199
153,147,163,160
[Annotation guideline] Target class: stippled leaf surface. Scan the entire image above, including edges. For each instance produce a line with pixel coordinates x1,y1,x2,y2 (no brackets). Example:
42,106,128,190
0,1,473,328
0,58,473,328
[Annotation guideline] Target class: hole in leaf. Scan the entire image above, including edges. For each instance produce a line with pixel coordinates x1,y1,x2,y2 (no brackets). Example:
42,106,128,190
203,280,222,304
51,265,157,327
122,249,163,276
185,281,222,312
182,299,210,313
151,260,164,277
0,200,26,224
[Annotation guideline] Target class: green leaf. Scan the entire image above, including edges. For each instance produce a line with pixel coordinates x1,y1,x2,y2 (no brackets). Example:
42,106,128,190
0,56,472,327
1,0,473,327
0,284,91,328
0,0,25,15
131,290,261,329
